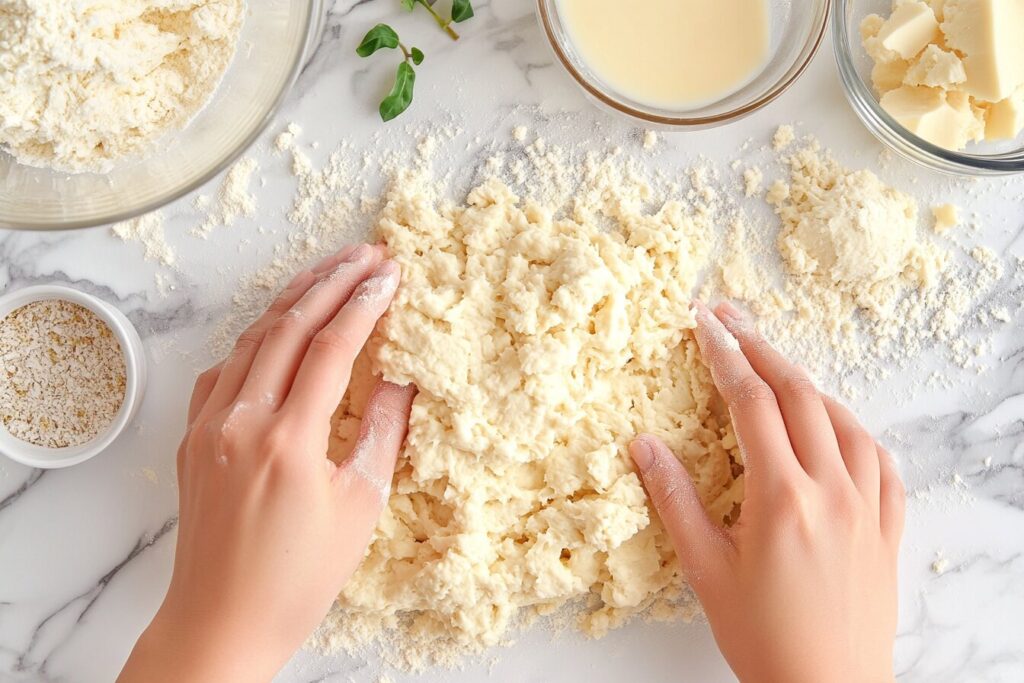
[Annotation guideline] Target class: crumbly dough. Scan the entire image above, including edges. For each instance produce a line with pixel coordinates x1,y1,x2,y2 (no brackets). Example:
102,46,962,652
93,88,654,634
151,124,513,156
0,0,244,172
323,170,743,663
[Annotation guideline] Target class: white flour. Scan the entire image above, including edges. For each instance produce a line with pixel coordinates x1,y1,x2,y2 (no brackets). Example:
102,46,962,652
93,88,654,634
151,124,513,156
0,0,244,173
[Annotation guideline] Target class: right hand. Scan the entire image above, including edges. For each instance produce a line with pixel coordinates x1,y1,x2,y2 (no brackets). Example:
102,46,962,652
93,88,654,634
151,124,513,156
629,301,905,683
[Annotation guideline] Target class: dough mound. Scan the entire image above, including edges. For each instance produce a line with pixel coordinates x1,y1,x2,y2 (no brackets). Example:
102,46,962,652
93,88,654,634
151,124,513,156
325,171,743,661
776,157,919,286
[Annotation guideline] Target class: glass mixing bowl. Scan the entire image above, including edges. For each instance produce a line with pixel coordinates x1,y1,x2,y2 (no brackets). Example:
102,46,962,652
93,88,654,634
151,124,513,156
536,0,831,129
833,0,1024,176
0,0,322,231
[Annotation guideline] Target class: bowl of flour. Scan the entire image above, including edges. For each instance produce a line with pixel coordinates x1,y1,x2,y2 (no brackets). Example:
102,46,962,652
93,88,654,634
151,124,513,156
0,0,323,230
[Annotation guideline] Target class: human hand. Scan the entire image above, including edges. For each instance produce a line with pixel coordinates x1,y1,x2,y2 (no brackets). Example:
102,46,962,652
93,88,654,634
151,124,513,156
630,301,905,683
119,244,415,683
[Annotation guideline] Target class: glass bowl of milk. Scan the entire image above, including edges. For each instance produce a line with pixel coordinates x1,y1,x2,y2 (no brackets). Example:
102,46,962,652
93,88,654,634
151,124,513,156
537,0,831,129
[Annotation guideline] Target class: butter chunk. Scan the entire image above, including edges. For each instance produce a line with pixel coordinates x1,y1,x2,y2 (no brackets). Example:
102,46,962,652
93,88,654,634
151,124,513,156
942,0,1024,103
905,44,966,88
985,86,1024,139
880,85,984,149
932,203,960,233
877,1,940,59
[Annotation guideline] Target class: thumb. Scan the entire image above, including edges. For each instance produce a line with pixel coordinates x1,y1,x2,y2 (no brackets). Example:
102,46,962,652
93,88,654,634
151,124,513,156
629,434,733,594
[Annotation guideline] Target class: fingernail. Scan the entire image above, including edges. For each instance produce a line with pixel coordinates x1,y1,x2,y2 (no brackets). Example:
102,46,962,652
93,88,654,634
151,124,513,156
629,437,657,473
345,244,373,264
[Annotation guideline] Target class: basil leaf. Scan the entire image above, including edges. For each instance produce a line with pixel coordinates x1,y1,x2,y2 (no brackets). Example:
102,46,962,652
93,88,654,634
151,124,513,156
451,0,474,23
356,24,400,57
411,47,425,65
380,62,416,122
399,0,416,10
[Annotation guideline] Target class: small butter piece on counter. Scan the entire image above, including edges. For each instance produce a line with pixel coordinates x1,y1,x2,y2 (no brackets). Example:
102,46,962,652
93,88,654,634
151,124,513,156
877,1,940,59
985,86,1024,140
941,0,1024,103
932,203,960,233
880,85,985,149
904,44,967,88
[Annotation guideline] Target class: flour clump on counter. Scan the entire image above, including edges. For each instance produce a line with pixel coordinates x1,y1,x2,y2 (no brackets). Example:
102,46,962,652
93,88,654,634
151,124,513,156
0,0,244,172
316,164,744,668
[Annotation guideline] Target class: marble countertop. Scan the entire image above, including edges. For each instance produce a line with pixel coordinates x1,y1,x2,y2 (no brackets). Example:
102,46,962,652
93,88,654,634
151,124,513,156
2,1,1023,681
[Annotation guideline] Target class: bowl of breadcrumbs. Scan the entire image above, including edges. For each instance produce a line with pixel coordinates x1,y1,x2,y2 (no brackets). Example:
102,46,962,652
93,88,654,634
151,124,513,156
0,285,146,468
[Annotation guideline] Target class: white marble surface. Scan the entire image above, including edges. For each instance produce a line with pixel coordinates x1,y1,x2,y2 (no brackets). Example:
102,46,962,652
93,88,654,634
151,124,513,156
2,1,1024,681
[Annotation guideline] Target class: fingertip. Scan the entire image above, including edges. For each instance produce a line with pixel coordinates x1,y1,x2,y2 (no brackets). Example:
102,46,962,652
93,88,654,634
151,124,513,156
628,435,659,473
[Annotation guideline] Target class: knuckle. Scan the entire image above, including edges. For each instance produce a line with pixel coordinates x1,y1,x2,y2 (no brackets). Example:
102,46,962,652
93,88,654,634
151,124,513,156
780,374,819,402
310,326,359,357
234,328,264,355
726,375,777,407
266,313,301,340
262,424,296,461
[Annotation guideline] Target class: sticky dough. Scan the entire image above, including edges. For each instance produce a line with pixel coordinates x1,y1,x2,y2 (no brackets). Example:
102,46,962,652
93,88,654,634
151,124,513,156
327,173,744,654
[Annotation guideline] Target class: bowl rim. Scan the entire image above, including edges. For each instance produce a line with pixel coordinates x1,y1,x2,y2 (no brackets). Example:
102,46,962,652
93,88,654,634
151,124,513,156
0,284,147,468
536,0,832,127
2,1,319,232
831,0,1024,176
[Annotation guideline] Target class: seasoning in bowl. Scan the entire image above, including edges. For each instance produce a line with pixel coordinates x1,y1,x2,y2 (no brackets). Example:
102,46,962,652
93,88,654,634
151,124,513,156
0,299,127,448
556,0,770,109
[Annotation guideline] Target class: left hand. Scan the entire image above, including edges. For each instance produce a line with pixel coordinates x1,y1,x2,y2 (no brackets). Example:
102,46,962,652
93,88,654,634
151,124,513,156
119,244,415,683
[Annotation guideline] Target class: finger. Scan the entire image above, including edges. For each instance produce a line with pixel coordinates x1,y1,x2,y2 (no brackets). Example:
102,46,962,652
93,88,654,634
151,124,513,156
199,245,360,416
691,302,804,490
187,363,223,426
821,395,881,504
237,245,385,406
714,301,844,482
336,380,416,511
311,243,387,275
629,434,732,595
285,260,401,421
877,446,906,542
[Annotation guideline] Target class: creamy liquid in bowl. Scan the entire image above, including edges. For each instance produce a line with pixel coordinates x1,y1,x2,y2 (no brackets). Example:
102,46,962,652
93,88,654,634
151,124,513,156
557,0,771,109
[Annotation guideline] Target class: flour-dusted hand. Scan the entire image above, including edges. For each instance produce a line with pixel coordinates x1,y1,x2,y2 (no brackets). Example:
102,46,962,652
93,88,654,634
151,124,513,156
630,301,904,683
118,244,415,683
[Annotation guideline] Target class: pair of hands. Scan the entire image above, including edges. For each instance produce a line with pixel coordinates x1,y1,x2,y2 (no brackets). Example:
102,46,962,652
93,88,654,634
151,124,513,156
119,245,904,683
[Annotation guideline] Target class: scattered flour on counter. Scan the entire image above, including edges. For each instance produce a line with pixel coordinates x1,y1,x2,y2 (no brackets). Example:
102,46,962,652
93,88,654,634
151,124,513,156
643,130,659,150
0,0,245,173
712,138,1005,395
742,166,763,197
112,211,176,267
194,156,259,237
275,122,303,151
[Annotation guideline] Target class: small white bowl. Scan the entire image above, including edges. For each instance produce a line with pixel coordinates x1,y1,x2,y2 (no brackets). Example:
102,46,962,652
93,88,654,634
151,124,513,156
0,285,147,469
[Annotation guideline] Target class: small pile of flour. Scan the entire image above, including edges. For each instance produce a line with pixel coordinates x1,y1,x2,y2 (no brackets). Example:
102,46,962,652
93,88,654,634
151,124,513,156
193,156,259,237
0,0,244,173
112,211,176,267
0,300,126,447
714,137,1006,395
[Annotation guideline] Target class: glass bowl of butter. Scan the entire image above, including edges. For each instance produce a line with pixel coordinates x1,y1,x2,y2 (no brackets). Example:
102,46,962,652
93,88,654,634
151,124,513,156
834,0,1024,176
537,0,831,129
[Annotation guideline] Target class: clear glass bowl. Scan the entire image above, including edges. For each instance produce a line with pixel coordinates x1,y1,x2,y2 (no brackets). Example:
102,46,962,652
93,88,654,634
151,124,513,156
0,0,322,231
536,0,831,129
833,0,1024,176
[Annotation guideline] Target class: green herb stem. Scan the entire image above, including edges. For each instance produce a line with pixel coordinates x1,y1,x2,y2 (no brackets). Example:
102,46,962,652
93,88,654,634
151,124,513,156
419,0,459,40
